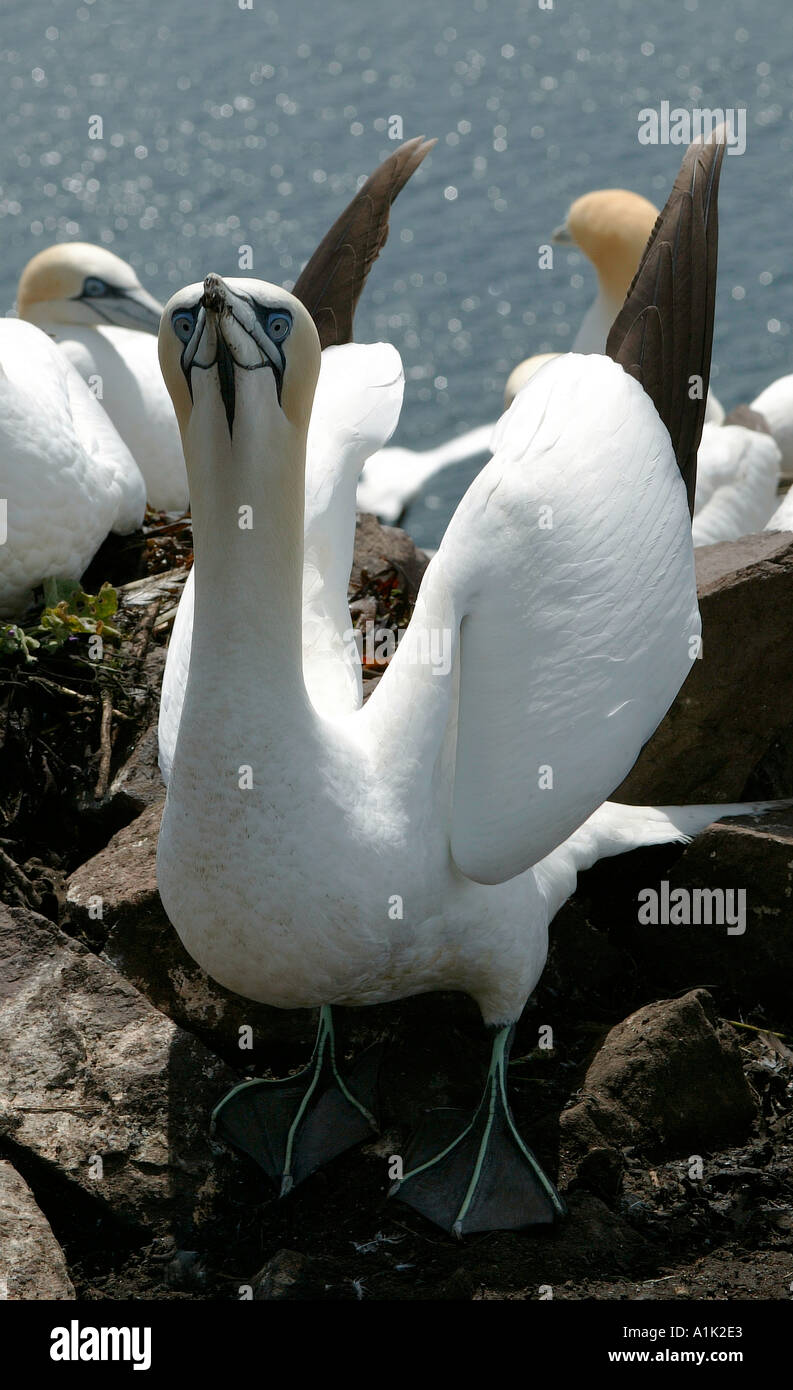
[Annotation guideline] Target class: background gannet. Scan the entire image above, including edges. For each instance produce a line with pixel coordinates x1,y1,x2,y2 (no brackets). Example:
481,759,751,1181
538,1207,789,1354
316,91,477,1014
359,180,731,531
692,413,781,546
0,320,146,617
552,185,724,422
356,421,494,526
552,187,661,353
156,136,779,1238
16,243,186,513
750,372,793,475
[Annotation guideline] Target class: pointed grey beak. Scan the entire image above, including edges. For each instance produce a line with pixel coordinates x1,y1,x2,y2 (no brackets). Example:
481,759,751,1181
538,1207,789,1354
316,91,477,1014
83,285,163,334
551,221,573,245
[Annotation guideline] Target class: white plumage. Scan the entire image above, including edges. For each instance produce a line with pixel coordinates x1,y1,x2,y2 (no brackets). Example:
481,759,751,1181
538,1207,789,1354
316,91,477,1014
56,326,186,513
17,242,187,512
692,421,781,546
751,373,793,474
155,283,718,1026
0,320,146,617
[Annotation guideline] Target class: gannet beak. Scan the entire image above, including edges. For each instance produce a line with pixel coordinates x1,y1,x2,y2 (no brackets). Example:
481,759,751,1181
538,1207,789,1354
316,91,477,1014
196,273,287,438
551,221,573,245
80,284,163,333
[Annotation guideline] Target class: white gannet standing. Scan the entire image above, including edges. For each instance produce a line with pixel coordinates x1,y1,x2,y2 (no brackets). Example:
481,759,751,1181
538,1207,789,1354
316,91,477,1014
17,242,187,512
156,137,776,1237
0,320,146,617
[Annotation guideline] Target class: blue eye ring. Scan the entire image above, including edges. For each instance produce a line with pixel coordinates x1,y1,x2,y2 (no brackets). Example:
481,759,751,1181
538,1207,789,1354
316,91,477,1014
172,309,196,342
266,310,291,343
83,276,107,297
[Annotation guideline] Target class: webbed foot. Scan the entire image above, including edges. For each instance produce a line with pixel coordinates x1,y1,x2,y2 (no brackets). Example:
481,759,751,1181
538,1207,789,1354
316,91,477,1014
390,1024,566,1236
211,1005,379,1194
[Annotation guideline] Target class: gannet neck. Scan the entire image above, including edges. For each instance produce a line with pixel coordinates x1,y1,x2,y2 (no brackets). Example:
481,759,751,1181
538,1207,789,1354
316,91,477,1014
187,407,308,691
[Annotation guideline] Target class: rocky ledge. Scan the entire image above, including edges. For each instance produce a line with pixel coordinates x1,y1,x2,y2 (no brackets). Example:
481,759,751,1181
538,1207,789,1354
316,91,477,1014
0,522,792,1300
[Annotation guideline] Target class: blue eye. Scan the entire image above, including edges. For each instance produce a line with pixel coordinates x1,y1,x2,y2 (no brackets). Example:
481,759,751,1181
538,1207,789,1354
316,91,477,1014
172,310,195,342
266,311,291,343
83,276,106,297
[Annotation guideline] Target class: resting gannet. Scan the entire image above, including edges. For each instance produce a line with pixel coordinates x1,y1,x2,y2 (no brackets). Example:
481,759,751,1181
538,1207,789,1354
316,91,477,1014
693,411,781,545
155,135,780,1238
17,242,187,512
0,319,146,617
751,373,793,475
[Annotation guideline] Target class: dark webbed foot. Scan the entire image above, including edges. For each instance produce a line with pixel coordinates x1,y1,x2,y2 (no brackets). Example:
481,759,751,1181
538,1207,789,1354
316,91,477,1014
390,1024,566,1236
211,1006,379,1194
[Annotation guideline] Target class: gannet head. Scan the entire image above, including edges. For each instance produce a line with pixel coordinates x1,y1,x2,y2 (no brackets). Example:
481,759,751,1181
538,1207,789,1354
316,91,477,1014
18,242,163,333
504,353,560,408
552,189,659,299
159,274,320,451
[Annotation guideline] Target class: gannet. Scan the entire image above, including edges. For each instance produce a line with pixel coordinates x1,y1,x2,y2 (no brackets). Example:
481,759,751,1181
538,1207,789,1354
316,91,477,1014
693,412,781,545
552,187,660,353
552,185,724,422
158,137,434,774
0,319,146,617
156,135,779,1237
16,243,186,512
751,373,793,474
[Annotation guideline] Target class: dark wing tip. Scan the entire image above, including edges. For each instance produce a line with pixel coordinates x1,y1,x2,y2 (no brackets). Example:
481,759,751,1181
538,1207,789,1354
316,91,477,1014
606,130,727,517
292,136,436,350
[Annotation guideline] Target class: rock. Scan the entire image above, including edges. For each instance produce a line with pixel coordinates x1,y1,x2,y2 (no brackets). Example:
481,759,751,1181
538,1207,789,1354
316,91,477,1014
351,512,429,595
0,1161,75,1299
435,1192,652,1297
617,532,793,803
628,807,793,1008
560,990,756,1172
109,721,164,813
67,798,164,929
252,1248,336,1301
0,903,238,1236
65,805,317,1067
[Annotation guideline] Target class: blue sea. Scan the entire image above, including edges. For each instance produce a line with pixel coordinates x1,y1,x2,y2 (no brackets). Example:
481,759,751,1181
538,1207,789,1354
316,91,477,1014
2,0,792,547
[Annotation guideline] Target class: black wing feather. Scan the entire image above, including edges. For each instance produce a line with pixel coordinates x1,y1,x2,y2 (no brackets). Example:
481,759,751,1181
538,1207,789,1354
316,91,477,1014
293,136,436,349
606,133,726,516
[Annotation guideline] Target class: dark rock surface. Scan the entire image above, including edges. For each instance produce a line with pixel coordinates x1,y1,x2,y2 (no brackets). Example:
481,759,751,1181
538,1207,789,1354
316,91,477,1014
0,903,237,1237
617,532,793,803
626,807,793,1008
0,1160,75,1300
560,991,756,1172
1,521,793,1300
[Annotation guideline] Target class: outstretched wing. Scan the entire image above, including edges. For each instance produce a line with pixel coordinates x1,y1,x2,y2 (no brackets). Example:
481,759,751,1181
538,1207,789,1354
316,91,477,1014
607,132,725,516
293,136,436,348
